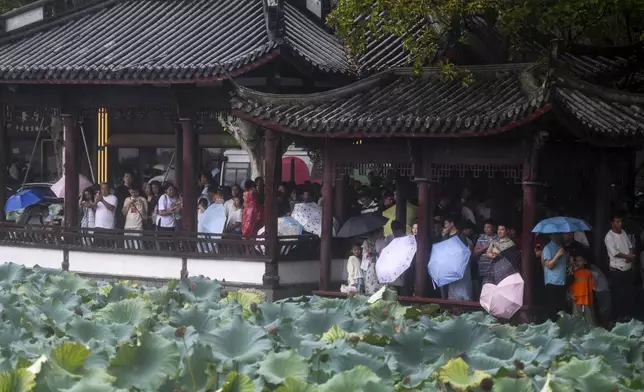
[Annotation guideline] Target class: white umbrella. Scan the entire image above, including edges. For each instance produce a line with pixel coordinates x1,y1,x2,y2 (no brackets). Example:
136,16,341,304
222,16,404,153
50,174,93,198
198,203,226,234
479,273,524,319
256,216,304,254
291,202,323,236
428,236,471,288
376,235,417,284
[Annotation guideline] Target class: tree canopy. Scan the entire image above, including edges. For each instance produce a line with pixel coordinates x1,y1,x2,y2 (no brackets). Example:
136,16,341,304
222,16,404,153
328,0,644,70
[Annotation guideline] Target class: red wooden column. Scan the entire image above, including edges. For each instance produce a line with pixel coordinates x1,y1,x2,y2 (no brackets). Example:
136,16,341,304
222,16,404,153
520,132,545,309
415,177,430,297
0,105,7,220
174,125,183,190
180,118,196,232
263,129,281,286
319,144,335,290
334,174,349,225
63,113,79,227
593,149,609,269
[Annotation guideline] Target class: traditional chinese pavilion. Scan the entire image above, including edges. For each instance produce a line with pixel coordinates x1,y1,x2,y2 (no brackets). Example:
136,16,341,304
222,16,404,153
0,0,642,307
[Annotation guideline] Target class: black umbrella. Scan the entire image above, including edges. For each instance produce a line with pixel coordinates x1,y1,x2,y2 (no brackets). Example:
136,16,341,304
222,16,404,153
482,245,521,285
336,212,389,238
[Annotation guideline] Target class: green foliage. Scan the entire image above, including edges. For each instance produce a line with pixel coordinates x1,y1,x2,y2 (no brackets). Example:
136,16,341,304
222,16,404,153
328,0,644,72
0,262,643,391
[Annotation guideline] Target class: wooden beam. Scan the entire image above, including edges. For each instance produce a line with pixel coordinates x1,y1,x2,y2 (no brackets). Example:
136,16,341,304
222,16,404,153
0,104,6,219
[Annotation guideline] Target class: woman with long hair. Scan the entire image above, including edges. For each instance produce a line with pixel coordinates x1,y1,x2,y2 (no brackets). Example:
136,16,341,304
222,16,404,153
241,180,263,237
80,187,96,229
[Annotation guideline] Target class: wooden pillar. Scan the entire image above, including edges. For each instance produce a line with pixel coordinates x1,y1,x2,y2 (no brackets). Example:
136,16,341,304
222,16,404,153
0,105,6,220
289,158,296,183
180,118,196,232
415,178,430,297
395,176,407,228
319,144,334,290
263,129,281,286
520,143,540,307
174,125,183,189
594,149,610,268
334,174,349,225
63,114,79,227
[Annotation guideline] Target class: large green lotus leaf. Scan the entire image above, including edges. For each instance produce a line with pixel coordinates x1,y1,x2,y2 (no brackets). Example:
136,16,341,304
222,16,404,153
536,374,575,392
169,304,219,333
50,342,91,375
0,263,25,289
274,378,319,392
295,308,353,337
257,351,309,385
423,317,496,360
179,276,221,302
555,314,591,338
552,357,617,391
201,315,272,365
60,379,126,392
255,302,305,326
319,366,392,392
178,343,215,391
324,341,396,380
438,357,490,391
611,319,644,339
107,332,180,391
46,273,92,295
95,298,152,327
388,329,442,384
220,289,266,318
66,319,114,344
492,377,535,392
0,322,27,348
107,323,135,344
0,368,35,392
105,284,136,303
220,371,254,392
29,297,75,325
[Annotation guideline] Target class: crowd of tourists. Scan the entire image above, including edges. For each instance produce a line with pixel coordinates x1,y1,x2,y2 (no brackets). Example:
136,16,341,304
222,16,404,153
342,173,643,325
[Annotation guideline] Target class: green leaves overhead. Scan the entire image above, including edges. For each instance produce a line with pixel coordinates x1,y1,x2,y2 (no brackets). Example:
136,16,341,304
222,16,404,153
0,264,643,391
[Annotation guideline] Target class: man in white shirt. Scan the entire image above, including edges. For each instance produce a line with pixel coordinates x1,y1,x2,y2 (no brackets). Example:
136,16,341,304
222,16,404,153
604,214,636,321
94,183,117,229
224,185,241,223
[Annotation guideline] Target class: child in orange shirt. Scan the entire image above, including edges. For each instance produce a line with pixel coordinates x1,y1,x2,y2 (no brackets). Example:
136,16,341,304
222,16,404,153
568,252,597,326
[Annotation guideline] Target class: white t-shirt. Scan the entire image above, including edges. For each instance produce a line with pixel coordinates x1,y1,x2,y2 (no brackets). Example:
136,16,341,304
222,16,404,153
157,194,178,228
227,208,242,229
95,194,118,229
605,230,633,271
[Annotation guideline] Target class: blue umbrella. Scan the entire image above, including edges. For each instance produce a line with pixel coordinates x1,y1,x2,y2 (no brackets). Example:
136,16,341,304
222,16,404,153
5,188,49,212
428,236,472,288
532,216,591,234
198,203,227,234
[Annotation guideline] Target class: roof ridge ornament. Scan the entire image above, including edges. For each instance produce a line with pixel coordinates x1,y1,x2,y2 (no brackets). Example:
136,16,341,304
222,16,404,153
264,0,285,40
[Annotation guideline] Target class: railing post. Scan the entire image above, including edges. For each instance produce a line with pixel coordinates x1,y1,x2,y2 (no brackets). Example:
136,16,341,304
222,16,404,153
180,118,196,233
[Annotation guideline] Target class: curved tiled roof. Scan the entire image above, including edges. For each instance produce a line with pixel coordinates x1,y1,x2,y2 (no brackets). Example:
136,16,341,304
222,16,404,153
231,64,551,137
0,0,354,82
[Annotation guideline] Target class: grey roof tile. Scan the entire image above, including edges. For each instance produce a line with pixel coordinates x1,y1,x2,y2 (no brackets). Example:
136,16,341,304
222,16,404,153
231,63,550,137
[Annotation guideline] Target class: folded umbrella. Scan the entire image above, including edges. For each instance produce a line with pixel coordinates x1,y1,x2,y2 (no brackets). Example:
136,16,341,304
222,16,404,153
482,246,522,285
336,212,388,238
5,188,49,212
376,235,417,284
50,174,93,198
428,236,471,288
532,216,591,234
480,273,524,319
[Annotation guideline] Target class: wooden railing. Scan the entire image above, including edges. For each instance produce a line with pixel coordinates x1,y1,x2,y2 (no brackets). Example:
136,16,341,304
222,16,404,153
0,223,323,261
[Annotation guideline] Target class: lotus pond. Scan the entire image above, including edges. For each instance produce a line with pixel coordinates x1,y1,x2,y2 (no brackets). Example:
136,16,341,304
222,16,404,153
0,263,643,392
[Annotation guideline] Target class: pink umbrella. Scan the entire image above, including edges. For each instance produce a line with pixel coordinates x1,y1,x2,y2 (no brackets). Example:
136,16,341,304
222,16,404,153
50,175,93,198
479,273,524,319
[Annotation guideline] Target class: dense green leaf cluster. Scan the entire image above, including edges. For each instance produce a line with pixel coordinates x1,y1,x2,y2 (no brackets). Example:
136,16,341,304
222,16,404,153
0,262,643,391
